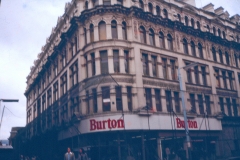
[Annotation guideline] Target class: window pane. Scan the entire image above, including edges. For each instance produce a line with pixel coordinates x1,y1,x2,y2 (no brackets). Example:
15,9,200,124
102,87,110,112
152,56,157,77
111,20,118,39
100,51,108,74
116,86,122,111
155,89,162,111
113,50,120,73
124,51,129,73
142,54,149,76
99,21,106,40
145,88,152,109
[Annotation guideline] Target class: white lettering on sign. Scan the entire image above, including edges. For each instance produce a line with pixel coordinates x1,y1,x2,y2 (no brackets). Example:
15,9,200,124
90,119,124,131
176,118,198,129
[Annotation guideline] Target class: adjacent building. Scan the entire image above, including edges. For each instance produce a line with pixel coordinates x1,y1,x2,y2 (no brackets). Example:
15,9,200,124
24,0,240,159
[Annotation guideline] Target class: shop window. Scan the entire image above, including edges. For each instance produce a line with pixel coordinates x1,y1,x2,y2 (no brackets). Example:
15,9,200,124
91,53,96,76
113,50,120,73
102,87,110,112
111,20,118,39
162,58,168,79
148,3,153,13
219,97,225,114
151,55,157,77
139,26,146,44
149,28,155,46
122,21,127,40
92,88,98,113
165,90,172,112
163,9,168,19
127,87,133,111
219,50,223,63
159,32,165,48
90,24,94,42
198,43,203,58
124,51,129,73
142,54,149,76
194,66,199,84
226,98,232,116
115,86,123,111
205,95,211,115
100,50,108,74
198,95,204,114
183,38,188,54
167,34,173,50
201,66,207,86
155,89,162,111
225,52,230,65
170,60,176,80
174,92,180,113
222,71,227,89
185,16,188,26
190,41,196,56
212,47,217,62
189,93,196,113
156,6,160,16
99,21,106,40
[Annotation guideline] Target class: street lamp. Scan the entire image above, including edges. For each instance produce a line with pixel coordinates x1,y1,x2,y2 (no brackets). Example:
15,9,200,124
178,62,199,160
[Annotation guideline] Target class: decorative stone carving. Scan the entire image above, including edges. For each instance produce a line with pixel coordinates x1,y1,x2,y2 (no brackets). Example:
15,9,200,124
186,85,212,94
216,89,238,97
143,79,179,90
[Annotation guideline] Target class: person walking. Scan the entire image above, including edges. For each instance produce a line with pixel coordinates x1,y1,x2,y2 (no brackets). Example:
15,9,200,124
64,147,75,160
77,148,88,160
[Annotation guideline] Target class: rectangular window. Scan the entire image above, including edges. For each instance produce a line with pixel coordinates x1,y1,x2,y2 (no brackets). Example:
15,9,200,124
226,98,232,116
54,60,58,77
124,51,129,73
86,90,90,114
127,87,133,111
85,56,88,77
70,97,79,116
100,51,108,74
190,94,196,113
53,81,58,102
162,58,168,79
115,86,123,111
142,54,149,76
102,87,110,111
155,89,162,111
103,0,111,5
194,66,199,84
201,66,207,86
174,92,180,113
48,68,52,84
42,94,46,111
219,97,225,114
198,95,204,114
145,88,152,109
38,83,41,95
170,60,176,80
113,50,120,73
60,72,67,96
42,77,46,90
165,90,172,112
186,65,192,83
232,99,238,117
91,53,96,76
61,50,67,68
222,71,227,89
53,110,59,125
92,89,98,113
70,61,78,88
151,56,157,77
228,72,234,90
215,69,220,88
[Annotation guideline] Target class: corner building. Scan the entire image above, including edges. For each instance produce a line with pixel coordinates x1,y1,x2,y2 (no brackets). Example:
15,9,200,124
24,0,240,159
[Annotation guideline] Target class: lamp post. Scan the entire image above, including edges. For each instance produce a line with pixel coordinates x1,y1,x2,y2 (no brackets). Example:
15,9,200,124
178,62,199,160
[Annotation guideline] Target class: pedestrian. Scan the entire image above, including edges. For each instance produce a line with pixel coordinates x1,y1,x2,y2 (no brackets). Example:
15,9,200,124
77,148,88,160
64,147,75,160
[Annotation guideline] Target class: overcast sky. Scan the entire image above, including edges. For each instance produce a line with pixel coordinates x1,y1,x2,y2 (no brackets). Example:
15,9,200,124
0,0,239,140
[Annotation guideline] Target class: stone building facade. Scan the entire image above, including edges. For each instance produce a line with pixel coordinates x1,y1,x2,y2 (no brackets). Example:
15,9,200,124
24,0,240,159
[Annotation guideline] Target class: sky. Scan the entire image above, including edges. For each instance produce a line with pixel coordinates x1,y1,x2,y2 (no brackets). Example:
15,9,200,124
0,0,239,140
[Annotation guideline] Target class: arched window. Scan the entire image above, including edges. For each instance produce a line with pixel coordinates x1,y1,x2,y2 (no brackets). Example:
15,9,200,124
163,9,168,19
219,50,223,63
149,28,155,46
167,34,173,50
99,21,106,40
198,43,203,58
139,26,146,43
197,21,200,30
225,51,230,65
213,27,216,36
183,39,188,54
122,21,127,40
139,0,144,10
159,32,165,48
191,18,195,28
177,14,181,22
90,24,94,42
212,47,217,62
148,3,153,13
117,0,123,5
190,41,196,56
218,29,221,37
222,31,226,39
206,25,210,32
185,16,188,26
85,1,88,9
92,0,99,7
156,6,160,16
111,20,118,39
